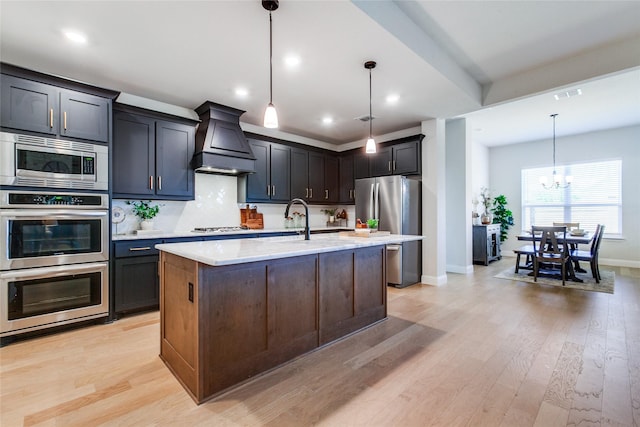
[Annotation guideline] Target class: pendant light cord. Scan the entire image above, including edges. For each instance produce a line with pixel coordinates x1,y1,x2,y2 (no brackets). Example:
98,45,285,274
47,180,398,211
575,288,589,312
369,67,372,138
269,11,273,104
551,113,557,172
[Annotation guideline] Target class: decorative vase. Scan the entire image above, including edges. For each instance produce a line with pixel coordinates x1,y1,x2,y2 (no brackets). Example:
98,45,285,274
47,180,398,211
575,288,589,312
329,215,335,223
481,213,492,225
140,219,155,230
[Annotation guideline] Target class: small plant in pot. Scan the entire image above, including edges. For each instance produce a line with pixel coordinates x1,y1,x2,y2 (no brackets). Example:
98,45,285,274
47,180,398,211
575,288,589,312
126,200,161,230
366,218,379,231
321,208,338,223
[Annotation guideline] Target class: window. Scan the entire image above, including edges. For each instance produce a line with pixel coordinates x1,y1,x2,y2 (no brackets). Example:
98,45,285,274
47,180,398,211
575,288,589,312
521,160,621,235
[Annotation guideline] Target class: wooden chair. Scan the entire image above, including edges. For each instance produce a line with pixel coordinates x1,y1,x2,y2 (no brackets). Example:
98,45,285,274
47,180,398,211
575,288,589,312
513,245,535,273
532,225,573,286
570,224,605,283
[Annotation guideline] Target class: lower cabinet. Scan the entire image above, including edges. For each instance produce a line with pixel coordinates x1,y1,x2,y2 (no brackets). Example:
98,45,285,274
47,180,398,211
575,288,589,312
159,244,387,403
113,239,163,315
473,224,502,265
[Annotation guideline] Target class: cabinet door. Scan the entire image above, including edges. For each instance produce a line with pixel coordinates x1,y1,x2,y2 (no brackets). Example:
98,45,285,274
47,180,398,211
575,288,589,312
59,89,109,142
1,75,57,135
323,155,339,203
245,139,270,202
155,120,195,199
114,255,159,312
339,154,354,203
308,152,324,202
290,148,309,200
112,111,155,197
369,146,392,177
354,152,370,179
393,140,420,175
269,143,291,202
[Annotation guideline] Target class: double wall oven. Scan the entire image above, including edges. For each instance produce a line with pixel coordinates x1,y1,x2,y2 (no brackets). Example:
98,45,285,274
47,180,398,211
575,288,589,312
1,131,110,338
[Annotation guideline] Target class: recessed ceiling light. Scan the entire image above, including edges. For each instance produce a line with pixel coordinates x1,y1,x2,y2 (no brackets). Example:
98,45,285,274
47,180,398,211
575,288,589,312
234,87,249,98
63,29,87,45
385,94,400,104
284,55,301,68
322,116,333,125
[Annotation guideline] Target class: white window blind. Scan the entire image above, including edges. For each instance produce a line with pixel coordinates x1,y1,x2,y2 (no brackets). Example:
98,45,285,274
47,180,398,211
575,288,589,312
521,160,621,234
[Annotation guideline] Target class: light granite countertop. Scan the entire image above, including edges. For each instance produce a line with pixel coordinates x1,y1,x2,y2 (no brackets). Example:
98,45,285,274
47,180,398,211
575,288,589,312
156,233,423,266
112,226,349,241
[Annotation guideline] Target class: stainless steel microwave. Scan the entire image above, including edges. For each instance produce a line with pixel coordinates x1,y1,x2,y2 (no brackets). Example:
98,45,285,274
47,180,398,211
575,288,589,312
0,132,108,190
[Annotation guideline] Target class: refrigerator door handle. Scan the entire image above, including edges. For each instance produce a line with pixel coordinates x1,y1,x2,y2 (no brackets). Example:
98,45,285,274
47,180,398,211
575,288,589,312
374,182,380,219
369,183,375,219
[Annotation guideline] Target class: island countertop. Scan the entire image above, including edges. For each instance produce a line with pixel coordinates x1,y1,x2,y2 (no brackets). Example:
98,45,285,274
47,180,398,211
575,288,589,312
155,233,422,266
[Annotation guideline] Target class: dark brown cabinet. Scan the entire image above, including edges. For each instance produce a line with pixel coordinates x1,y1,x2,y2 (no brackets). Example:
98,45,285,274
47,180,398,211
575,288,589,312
1,74,110,142
339,154,355,203
113,107,196,200
160,243,386,403
323,155,339,203
473,224,502,265
369,139,421,176
244,139,291,202
291,147,340,203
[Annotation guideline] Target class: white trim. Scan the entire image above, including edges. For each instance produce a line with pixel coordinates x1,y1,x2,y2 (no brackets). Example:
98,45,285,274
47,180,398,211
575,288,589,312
447,264,474,274
421,273,448,286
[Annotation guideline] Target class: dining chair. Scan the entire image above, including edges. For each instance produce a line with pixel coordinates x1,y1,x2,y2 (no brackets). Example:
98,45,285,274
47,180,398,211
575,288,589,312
570,224,605,283
532,225,573,286
513,244,535,273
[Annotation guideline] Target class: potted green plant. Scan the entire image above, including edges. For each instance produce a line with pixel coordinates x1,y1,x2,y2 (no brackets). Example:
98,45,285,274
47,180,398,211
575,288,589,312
366,218,379,230
491,194,514,242
126,200,161,230
321,208,338,223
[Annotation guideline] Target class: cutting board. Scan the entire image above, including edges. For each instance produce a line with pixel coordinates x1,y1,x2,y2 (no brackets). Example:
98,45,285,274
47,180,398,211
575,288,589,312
240,205,264,229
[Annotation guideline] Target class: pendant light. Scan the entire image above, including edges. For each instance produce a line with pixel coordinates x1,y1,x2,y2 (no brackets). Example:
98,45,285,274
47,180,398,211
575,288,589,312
540,113,573,189
263,0,279,128
364,60,377,154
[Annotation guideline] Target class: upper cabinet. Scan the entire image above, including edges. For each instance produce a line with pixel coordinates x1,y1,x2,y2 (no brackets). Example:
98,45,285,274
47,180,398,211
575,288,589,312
338,154,355,204
1,74,110,143
245,138,291,203
113,106,197,200
291,147,338,204
358,135,424,178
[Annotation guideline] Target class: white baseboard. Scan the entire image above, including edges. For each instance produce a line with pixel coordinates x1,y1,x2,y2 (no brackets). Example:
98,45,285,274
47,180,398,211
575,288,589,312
446,264,474,274
421,273,448,286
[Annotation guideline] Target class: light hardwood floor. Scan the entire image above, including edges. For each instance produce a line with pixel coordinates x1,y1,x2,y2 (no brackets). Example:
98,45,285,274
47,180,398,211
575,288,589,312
1,259,638,426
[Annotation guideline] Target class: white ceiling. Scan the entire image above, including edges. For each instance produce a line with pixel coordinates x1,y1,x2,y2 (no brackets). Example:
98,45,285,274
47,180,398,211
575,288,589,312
1,1,639,148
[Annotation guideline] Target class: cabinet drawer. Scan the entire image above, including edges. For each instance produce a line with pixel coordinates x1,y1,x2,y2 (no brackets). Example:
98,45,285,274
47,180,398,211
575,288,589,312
114,239,162,258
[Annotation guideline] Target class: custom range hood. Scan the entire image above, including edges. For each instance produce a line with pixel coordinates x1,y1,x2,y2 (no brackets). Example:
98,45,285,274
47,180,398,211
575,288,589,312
192,101,256,175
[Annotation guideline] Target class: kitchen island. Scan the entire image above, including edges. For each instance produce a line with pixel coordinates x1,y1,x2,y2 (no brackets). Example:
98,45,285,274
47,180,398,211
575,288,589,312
156,233,422,403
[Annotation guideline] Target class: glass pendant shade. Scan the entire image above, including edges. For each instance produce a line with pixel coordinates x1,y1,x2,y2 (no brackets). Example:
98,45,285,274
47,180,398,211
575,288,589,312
263,103,278,128
365,137,376,153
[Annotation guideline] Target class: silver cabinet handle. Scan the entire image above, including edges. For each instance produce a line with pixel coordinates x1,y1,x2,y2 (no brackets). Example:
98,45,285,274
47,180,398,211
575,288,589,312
310,188,313,198
129,247,152,251
149,175,154,190
272,185,275,196
388,161,392,172
393,160,396,171
306,188,309,198
325,189,329,199
157,176,162,190
63,111,67,130
50,108,54,128
267,185,271,196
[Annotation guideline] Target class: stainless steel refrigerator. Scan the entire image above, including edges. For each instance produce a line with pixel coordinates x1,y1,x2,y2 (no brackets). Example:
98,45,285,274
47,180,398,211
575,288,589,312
355,175,422,288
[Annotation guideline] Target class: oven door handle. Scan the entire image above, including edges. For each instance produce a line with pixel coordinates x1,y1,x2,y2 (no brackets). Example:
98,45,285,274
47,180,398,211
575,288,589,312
0,210,108,219
0,262,108,280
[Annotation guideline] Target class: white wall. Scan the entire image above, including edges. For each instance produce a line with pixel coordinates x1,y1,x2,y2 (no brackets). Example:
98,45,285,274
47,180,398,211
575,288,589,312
488,124,640,267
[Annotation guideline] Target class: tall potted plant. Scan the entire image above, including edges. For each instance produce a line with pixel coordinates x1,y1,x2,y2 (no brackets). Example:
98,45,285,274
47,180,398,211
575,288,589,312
491,194,514,242
126,200,161,230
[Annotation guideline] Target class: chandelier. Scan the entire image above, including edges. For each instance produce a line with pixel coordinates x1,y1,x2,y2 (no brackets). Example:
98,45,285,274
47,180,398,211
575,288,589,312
540,113,572,189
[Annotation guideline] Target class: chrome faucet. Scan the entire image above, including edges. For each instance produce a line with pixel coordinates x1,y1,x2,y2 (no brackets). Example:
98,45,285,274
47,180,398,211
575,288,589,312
284,198,310,240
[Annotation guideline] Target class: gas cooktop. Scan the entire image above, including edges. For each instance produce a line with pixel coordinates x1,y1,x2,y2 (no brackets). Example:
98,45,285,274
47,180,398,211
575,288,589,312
192,226,250,233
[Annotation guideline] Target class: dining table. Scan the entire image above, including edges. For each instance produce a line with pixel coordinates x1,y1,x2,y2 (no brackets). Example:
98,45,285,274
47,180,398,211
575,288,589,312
516,231,594,282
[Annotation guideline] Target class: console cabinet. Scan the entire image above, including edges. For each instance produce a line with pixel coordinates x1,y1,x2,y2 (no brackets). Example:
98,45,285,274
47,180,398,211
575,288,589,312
1,74,110,142
113,106,197,200
473,224,502,265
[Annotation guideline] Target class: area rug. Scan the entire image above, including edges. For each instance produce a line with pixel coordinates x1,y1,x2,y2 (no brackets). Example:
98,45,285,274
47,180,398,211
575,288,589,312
495,267,614,294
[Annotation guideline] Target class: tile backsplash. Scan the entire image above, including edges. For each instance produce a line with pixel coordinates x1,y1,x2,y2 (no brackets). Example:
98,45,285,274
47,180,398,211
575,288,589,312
112,173,354,235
